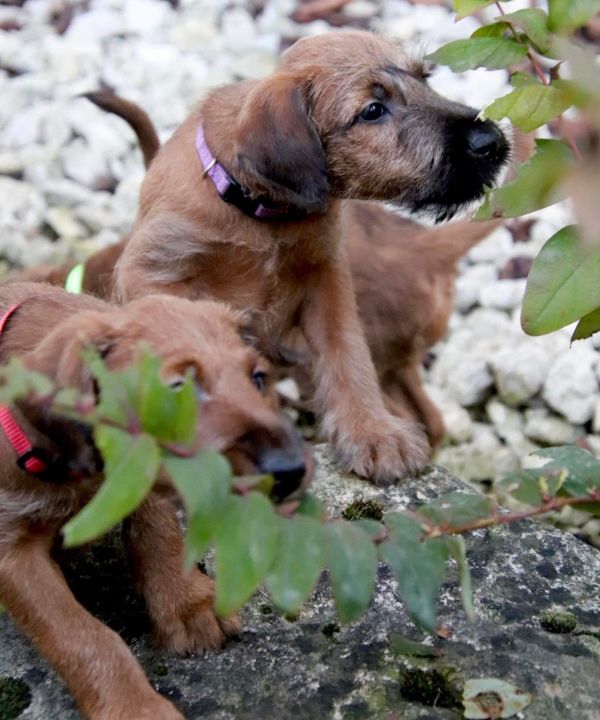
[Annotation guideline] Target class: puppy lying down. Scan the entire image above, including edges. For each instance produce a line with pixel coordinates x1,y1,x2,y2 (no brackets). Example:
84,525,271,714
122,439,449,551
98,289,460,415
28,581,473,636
0,282,311,720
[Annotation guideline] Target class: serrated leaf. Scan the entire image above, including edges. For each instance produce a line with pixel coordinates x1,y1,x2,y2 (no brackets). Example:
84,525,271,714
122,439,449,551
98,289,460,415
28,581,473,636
572,306,600,342
445,536,474,621
426,38,527,73
266,515,325,614
472,22,510,39
214,492,279,616
500,8,551,53
453,0,496,19
483,83,573,132
379,514,448,632
475,139,571,220
63,427,160,546
521,225,600,335
419,492,496,528
325,521,377,624
548,0,600,32
353,518,386,541
463,677,533,718
165,451,233,569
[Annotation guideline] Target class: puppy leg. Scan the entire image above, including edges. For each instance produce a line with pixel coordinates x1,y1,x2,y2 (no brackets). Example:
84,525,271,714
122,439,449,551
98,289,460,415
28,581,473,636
125,494,241,655
302,253,428,485
0,534,181,720
393,363,446,450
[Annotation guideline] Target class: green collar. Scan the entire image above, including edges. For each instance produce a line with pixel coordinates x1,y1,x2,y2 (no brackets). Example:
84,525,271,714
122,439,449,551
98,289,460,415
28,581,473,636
64,262,85,294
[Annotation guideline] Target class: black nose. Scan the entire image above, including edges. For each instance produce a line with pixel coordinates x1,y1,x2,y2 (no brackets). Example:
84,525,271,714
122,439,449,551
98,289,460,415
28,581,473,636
466,120,504,158
258,449,306,501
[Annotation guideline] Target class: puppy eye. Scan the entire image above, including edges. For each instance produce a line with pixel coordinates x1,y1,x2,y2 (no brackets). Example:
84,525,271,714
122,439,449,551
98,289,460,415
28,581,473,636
360,102,387,122
251,370,268,392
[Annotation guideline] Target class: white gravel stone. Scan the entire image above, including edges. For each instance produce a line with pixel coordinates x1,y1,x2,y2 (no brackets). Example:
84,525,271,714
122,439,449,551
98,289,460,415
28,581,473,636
489,342,551,406
454,264,497,313
478,278,526,312
524,408,584,446
543,345,599,424
467,226,513,266
424,383,473,443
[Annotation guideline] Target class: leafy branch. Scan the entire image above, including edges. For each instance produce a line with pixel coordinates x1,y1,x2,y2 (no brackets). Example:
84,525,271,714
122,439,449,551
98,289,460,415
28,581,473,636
2,356,599,633
427,0,600,340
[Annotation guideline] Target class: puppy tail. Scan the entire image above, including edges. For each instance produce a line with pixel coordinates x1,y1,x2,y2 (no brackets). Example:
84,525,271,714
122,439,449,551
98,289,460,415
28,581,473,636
83,90,160,169
419,217,503,267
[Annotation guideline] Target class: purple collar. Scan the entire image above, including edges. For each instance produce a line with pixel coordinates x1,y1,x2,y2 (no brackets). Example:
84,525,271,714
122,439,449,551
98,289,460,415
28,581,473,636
195,125,302,221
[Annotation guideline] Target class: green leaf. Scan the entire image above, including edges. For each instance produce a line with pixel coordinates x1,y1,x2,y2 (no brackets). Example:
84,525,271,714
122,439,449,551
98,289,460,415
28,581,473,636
379,514,448,632
214,492,279,616
63,427,160,546
419,492,496,528
548,0,600,32
535,446,600,494
0,358,54,405
471,21,511,39
426,38,527,73
521,225,600,335
296,493,327,521
325,521,377,624
266,515,325,614
389,633,438,658
475,139,571,220
453,0,496,19
164,451,233,569
445,536,474,621
510,71,538,88
135,354,196,445
572,306,600,342
483,83,573,132
352,518,386,541
500,8,551,53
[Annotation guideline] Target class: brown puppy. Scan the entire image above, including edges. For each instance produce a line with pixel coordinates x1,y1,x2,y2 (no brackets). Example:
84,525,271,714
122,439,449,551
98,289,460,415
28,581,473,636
0,282,311,720
110,30,508,484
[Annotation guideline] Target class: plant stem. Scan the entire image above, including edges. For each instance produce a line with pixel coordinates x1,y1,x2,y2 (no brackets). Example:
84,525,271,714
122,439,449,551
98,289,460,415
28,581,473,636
422,491,600,538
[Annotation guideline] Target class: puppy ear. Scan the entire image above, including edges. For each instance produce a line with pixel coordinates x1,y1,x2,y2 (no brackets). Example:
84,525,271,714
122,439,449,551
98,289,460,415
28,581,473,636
23,312,118,392
234,73,329,213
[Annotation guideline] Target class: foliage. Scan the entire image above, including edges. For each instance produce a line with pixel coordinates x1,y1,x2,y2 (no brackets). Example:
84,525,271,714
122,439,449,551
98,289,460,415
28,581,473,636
427,0,600,340
1,357,599,633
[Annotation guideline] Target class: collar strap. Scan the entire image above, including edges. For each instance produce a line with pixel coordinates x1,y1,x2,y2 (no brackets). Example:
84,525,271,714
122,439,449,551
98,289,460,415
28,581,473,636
0,303,52,477
195,124,303,221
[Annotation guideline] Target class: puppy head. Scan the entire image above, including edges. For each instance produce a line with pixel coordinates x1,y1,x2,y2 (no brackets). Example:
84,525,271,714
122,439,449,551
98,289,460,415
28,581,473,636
233,73,329,213
24,296,312,502
268,30,510,220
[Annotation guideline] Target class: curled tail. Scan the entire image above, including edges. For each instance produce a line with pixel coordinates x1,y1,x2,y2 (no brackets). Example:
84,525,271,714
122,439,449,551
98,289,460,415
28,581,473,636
84,90,160,169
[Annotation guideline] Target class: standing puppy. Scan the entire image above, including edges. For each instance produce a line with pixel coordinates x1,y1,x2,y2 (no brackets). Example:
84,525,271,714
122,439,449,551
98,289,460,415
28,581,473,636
115,31,508,484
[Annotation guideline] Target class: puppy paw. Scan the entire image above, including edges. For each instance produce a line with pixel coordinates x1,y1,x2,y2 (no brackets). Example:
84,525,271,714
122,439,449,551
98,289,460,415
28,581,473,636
151,575,241,655
333,413,429,485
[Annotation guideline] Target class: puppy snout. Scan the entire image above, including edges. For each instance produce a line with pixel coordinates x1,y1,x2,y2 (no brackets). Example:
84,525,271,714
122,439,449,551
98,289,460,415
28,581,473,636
466,120,505,159
258,449,307,502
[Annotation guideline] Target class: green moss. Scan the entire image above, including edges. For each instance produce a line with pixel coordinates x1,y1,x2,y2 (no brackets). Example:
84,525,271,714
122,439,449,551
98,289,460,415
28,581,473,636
322,622,340,639
540,609,577,634
0,678,31,720
341,499,384,522
260,604,273,615
152,663,168,677
399,667,461,709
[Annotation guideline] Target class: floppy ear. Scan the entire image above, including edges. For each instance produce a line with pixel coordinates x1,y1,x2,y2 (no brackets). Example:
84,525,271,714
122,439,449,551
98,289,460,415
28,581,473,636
233,73,329,213
23,312,118,392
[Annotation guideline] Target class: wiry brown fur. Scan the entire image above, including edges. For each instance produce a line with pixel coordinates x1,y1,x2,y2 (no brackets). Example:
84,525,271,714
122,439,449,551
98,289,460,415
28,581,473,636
0,282,311,720
109,31,509,484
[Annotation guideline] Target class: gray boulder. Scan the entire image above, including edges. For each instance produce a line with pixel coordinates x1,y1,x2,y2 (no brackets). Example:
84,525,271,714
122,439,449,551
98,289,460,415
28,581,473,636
1,446,599,720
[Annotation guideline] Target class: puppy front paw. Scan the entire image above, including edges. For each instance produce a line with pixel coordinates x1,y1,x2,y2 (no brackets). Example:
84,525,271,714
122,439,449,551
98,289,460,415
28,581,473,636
151,574,241,655
332,413,429,485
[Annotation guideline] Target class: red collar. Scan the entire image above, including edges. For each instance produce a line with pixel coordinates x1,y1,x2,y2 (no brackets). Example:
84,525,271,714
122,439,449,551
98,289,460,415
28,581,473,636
0,303,51,476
